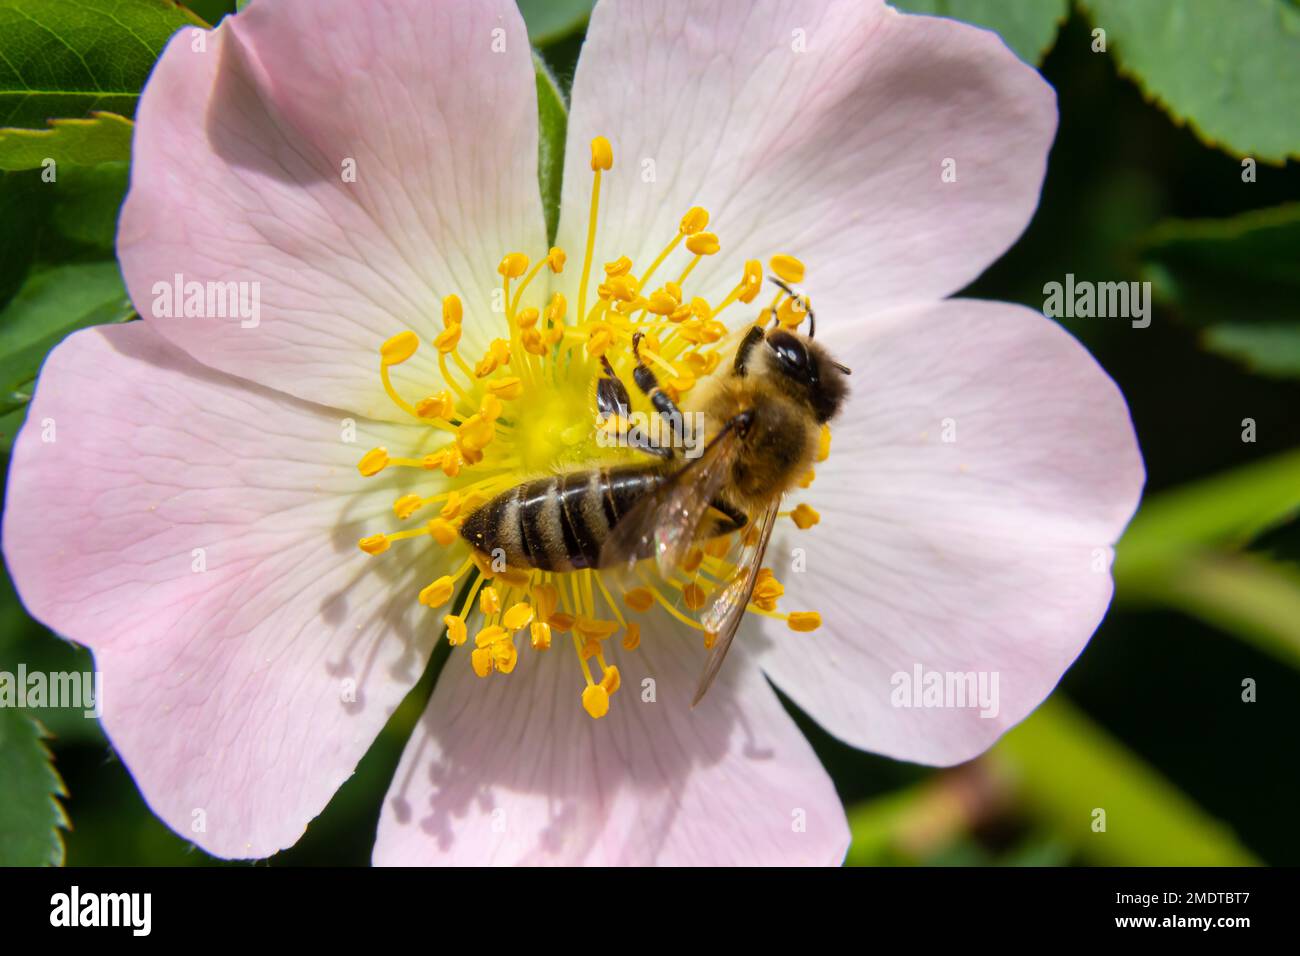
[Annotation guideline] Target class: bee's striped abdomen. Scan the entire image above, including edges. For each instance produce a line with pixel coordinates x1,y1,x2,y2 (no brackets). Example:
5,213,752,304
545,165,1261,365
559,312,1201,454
459,467,666,572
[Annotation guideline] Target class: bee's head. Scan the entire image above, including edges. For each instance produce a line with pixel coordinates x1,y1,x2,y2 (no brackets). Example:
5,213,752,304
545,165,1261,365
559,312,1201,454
764,327,850,423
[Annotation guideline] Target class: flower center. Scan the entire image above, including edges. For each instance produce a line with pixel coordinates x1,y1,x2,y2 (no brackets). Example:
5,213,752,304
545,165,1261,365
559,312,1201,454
355,137,827,718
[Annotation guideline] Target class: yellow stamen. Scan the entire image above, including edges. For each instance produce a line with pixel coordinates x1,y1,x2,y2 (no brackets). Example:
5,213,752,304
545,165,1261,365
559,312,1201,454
770,254,805,284
787,611,821,632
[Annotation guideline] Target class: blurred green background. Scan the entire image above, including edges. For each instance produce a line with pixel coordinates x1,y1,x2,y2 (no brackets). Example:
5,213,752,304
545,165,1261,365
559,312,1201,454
1,0,1298,866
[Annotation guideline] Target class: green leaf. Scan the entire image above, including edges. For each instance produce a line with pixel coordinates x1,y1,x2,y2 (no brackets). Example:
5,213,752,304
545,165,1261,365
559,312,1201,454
534,51,568,247
0,170,42,308
0,111,132,171
0,708,67,865
1146,551,1300,671
0,261,134,416
993,697,1259,866
1114,448,1300,587
890,0,1068,64
518,0,594,47
1140,203,1300,377
0,0,204,130
1200,324,1300,379
48,162,129,254
1080,0,1300,163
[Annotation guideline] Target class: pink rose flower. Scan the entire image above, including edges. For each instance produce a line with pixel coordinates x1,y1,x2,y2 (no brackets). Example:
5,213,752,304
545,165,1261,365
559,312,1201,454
2,0,1143,865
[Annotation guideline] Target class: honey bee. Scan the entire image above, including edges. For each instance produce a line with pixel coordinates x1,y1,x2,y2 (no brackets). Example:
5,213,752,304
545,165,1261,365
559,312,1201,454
460,279,851,703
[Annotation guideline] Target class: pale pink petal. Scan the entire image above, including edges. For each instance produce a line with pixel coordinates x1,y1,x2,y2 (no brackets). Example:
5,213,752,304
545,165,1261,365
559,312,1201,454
755,299,1143,765
373,626,847,866
3,323,454,857
119,0,545,420
558,0,1055,315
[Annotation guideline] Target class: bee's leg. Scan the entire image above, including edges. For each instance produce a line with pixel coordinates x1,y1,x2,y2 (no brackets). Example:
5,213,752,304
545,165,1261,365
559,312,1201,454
707,497,748,535
598,355,671,459
631,331,690,450
732,324,765,376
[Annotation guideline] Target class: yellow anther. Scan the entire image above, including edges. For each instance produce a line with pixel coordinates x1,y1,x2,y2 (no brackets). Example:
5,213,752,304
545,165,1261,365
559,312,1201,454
358,447,389,477
439,447,463,477
624,588,654,613
394,494,423,520
548,247,567,272
683,582,707,611
440,491,462,520
442,294,463,327
479,586,501,616
682,350,720,376
531,584,558,623
416,391,455,420
600,665,621,695
434,324,461,353
587,326,614,358
590,136,613,171
700,320,728,343
752,569,784,612
704,534,731,558
470,550,497,580
515,307,540,329
582,683,610,719
798,467,816,489
498,569,532,588
669,303,693,323
690,297,713,319
576,617,620,641
358,534,390,555
668,372,696,394
503,602,534,631
419,576,455,607
479,393,503,422
381,330,419,366
428,517,459,546
622,622,641,651
685,232,720,256
604,255,633,277
457,414,495,452
549,611,575,632
770,254,806,285
790,503,820,529
487,376,524,401
787,611,821,632
777,296,806,329
665,281,683,301
599,274,638,302
679,206,710,235
530,621,552,650
444,615,468,645
473,339,510,377
817,424,832,462
498,252,530,279
546,292,567,323
523,328,548,354
737,260,764,303
646,290,679,315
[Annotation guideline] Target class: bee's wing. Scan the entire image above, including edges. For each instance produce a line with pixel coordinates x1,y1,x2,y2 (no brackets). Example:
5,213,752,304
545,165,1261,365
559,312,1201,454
692,495,782,706
599,426,742,579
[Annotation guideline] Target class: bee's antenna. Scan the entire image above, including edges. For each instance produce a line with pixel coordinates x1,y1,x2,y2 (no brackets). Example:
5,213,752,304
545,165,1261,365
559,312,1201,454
767,276,815,339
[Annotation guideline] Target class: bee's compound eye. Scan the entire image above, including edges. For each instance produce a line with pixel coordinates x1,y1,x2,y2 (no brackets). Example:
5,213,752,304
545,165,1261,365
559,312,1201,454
767,330,815,382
